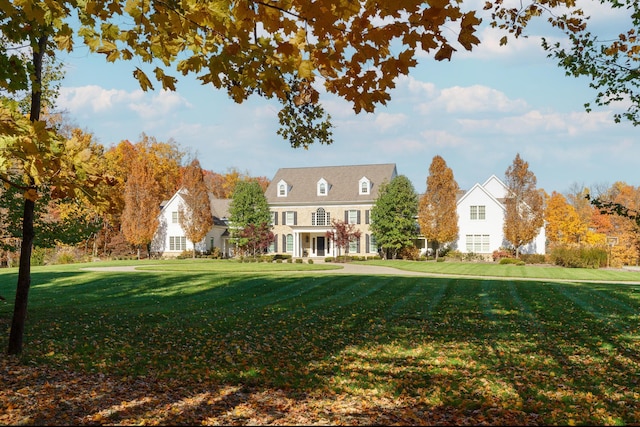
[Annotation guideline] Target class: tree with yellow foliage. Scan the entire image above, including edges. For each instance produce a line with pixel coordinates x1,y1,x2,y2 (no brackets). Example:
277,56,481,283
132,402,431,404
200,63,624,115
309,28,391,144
503,154,545,258
545,191,588,246
0,0,602,355
418,155,459,260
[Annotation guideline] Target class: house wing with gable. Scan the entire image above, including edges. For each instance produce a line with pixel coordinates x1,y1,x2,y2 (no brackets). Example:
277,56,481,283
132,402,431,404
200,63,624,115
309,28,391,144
454,175,545,256
265,163,397,258
150,188,233,257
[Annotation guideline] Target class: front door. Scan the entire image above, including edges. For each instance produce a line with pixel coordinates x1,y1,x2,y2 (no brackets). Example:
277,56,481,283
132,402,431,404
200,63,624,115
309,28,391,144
317,236,325,256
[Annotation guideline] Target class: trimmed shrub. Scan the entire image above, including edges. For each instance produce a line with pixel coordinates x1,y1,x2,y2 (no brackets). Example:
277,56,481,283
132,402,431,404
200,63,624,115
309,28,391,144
499,257,525,266
520,253,547,264
307,259,314,264
295,258,303,263
550,246,607,269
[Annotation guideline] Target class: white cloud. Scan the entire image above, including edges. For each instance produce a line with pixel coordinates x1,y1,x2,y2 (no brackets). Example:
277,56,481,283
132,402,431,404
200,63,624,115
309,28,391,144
128,90,192,119
58,86,191,121
438,85,528,113
418,129,466,148
59,85,143,114
374,112,407,132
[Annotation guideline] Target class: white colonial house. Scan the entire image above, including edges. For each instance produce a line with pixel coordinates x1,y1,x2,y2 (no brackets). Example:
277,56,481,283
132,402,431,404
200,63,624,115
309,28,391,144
265,163,398,258
150,167,545,260
454,174,546,256
150,188,233,257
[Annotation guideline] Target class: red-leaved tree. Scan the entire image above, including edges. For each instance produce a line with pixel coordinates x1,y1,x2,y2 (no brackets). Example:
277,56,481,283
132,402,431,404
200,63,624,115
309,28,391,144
326,218,362,259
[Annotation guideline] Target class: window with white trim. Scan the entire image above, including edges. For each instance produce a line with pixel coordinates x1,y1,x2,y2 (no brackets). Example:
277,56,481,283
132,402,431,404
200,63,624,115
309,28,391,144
366,234,377,253
317,178,329,196
285,211,296,225
359,177,371,195
470,205,486,220
349,236,360,254
347,209,359,224
169,236,187,251
312,208,330,226
277,179,288,197
171,211,179,223
286,234,293,252
466,234,490,253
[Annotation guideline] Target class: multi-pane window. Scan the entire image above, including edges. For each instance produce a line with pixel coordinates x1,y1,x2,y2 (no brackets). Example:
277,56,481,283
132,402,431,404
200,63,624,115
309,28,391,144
369,234,377,253
347,209,359,224
361,181,368,194
285,211,296,225
171,211,179,223
470,205,486,220
312,208,330,226
278,183,286,196
286,234,293,252
466,234,490,253
169,236,186,251
319,183,326,195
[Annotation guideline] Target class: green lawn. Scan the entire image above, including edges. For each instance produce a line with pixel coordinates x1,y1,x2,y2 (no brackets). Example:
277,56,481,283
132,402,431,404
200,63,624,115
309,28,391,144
0,260,639,425
355,258,640,281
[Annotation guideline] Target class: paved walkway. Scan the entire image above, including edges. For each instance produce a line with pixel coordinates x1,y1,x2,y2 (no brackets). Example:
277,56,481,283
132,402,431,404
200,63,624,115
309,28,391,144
80,262,640,283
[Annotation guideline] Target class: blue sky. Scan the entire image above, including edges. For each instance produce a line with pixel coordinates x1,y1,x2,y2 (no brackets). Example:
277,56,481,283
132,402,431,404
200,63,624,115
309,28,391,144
56,1,637,196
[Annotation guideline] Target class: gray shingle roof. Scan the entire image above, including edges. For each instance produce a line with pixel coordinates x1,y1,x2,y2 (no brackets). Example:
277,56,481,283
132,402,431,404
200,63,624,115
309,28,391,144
265,163,397,204
208,196,231,226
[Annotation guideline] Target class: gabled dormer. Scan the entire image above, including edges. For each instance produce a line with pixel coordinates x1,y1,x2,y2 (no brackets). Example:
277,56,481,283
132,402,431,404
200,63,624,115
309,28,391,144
277,179,289,197
317,178,329,196
359,176,371,195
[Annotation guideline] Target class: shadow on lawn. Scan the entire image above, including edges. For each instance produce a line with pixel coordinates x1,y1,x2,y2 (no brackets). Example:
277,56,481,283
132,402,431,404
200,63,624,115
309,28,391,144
1,271,638,425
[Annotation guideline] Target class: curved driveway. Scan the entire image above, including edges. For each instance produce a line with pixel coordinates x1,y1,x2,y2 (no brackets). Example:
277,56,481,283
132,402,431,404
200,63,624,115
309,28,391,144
80,262,640,283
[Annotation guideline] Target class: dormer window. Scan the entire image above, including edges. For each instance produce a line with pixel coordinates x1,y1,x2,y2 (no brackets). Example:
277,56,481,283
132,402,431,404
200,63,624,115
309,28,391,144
277,179,289,197
359,177,371,195
317,178,329,196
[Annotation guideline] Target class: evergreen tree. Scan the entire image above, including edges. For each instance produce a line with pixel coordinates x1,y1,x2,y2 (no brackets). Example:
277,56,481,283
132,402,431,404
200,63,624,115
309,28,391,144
228,181,272,257
370,175,418,259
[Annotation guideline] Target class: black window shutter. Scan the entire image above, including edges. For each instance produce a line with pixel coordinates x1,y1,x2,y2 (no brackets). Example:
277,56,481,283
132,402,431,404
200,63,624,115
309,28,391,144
274,235,278,252
274,212,278,225
366,234,370,252
357,210,361,224
294,211,297,225
344,211,349,222
282,212,286,225
282,234,286,250
365,210,370,224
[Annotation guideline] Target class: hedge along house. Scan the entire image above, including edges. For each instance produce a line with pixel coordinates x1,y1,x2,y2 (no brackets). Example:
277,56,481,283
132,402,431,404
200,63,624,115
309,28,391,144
265,164,398,258
151,188,233,257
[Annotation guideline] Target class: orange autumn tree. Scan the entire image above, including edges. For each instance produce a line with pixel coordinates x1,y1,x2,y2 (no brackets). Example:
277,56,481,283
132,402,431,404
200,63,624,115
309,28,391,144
121,156,162,259
545,191,588,246
178,159,213,258
503,153,545,258
418,155,459,260
588,182,640,267
1,0,594,355
102,137,184,255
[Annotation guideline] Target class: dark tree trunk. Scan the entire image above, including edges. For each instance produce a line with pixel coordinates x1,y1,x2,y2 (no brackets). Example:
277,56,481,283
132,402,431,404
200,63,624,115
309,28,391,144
7,199,35,355
7,34,46,355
